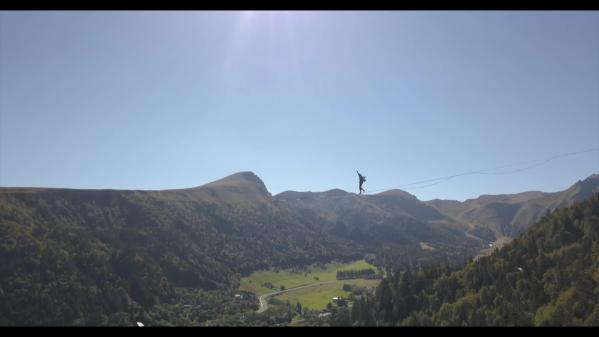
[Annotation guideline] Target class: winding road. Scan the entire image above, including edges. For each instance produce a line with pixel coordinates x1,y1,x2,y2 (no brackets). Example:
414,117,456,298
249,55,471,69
257,281,338,313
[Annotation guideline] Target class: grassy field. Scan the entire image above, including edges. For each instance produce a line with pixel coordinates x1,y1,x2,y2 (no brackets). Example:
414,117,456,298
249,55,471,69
239,259,376,295
239,260,381,310
275,279,380,310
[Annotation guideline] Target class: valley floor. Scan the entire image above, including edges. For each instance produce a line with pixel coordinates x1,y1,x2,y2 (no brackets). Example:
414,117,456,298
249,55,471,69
239,260,381,312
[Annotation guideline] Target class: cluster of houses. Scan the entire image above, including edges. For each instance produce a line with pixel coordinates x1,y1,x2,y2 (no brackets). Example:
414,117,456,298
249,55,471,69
331,296,348,307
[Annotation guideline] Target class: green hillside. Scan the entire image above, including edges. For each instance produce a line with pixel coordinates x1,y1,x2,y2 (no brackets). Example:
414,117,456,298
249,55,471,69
336,193,599,326
0,174,360,325
1,171,597,326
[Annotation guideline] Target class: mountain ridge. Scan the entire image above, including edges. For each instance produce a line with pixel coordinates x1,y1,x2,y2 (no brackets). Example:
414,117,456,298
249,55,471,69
4,171,596,203
424,173,599,244
1,171,598,325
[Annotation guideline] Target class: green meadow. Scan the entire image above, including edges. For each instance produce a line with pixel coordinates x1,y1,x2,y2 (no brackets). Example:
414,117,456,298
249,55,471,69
239,260,381,310
275,279,380,310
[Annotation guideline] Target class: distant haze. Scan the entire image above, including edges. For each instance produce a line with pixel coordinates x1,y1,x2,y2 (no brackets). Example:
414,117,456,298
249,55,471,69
1,11,597,201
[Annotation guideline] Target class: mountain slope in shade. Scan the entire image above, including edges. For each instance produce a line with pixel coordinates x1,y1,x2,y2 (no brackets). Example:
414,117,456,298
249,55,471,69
274,188,482,266
276,188,449,224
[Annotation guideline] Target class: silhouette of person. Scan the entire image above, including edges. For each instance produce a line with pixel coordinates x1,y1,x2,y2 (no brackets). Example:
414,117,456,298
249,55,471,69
357,171,366,194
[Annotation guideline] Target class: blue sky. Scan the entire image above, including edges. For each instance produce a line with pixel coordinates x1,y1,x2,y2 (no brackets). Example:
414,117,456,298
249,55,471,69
1,11,598,201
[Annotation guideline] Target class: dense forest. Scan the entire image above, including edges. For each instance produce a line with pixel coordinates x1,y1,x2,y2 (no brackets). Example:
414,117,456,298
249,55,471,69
0,183,358,325
1,172,597,326
0,172,484,326
330,193,599,326
337,269,380,280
